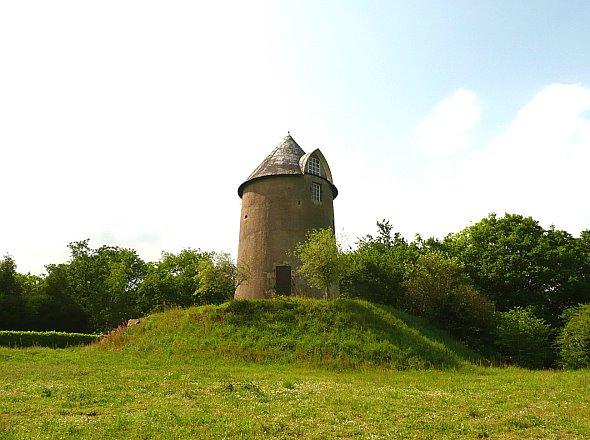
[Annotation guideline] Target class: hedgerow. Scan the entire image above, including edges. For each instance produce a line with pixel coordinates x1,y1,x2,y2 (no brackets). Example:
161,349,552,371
0,330,101,348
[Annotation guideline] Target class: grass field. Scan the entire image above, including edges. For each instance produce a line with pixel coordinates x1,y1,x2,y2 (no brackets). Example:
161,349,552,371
1,299,589,439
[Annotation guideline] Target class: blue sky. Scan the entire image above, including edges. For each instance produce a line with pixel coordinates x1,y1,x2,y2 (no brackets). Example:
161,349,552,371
1,1,589,272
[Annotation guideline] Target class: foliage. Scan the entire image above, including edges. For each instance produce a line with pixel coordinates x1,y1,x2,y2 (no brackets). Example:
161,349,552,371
495,307,553,369
557,303,590,369
341,220,418,306
295,228,345,299
0,255,27,330
442,213,590,325
137,249,210,313
0,330,100,348
0,243,228,333
40,264,89,332
43,240,148,332
194,253,238,305
402,252,496,346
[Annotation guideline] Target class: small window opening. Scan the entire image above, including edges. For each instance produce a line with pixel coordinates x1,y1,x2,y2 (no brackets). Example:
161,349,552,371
311,182,322,202
308,156,321,176
297,201,301,206
244,215,248,219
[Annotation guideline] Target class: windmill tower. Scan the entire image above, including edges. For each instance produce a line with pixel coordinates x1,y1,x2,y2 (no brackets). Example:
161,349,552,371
235,134,338,299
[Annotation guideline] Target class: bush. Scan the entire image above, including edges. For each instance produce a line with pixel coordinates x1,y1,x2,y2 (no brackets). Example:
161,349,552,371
0,330,101,348
402,252,496,346
341,221,417,306
295,228,345,299
194,253,238,305
495,307,552,368
558,304,590,369
341,243,406,306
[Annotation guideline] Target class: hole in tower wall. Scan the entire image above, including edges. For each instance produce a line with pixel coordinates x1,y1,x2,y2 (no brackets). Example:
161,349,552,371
297,201,301,206
244,215,248,219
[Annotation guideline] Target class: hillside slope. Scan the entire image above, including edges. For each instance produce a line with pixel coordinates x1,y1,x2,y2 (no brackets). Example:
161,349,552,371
98,298,480,369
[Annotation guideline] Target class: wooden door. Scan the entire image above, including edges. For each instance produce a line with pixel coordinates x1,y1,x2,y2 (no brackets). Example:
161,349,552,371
275,265,292,295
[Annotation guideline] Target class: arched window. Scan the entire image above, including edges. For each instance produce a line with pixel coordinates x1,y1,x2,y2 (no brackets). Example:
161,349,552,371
308,156,321,176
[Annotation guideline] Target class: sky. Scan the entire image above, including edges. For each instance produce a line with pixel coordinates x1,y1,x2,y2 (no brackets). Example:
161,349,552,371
1,1,589,274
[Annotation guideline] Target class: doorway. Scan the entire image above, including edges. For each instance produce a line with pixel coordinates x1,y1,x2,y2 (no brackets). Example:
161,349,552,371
275,265,292,295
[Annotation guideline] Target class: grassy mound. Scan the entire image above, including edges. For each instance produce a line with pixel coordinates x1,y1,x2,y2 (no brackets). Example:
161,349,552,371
98,297,480,369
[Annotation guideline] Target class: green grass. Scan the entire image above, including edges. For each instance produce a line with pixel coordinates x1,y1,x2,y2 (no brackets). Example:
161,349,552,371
98,297,480,370
1,298,588,439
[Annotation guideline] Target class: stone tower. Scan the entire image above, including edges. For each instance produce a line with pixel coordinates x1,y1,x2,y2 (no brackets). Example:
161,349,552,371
235,134,338,299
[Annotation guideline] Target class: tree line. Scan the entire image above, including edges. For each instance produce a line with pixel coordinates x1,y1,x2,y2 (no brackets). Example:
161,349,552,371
0,240,235,333
1,213,588,368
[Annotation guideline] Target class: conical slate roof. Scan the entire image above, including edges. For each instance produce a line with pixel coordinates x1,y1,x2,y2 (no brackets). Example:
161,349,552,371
238,134,306,196
238,134,338,198
248,134,305,179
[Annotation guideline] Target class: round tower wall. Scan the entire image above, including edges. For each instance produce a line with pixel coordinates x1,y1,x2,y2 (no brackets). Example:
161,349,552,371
235,174,335,299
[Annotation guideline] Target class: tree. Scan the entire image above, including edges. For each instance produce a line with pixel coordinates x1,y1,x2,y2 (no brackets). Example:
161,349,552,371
402,252,496,346
42,264,89,332
295,228,345,299
194,253,241,305
137,249,209,313
495,307,552,369
557,304,590,369
341,221,419,306
0,255,26,330
49,240,148,331
442,213,590,324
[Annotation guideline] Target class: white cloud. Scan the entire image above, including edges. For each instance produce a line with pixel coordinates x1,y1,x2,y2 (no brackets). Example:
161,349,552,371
416,89,481,156
401,83,590,237
336,84,590,245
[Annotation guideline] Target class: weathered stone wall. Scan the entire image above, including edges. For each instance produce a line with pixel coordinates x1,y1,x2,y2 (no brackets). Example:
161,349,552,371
235,174,336,299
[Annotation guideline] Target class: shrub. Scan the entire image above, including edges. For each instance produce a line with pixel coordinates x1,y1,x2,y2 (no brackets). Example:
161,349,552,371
295,228,345,299
340,221,418,306
341,243,406,306
402,252,496,346
557,304,590,369
0,330,101,348
194,253,239,305
495,307,552,368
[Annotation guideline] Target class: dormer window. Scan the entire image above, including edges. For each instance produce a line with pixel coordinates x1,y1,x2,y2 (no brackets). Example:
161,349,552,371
308,156,321,176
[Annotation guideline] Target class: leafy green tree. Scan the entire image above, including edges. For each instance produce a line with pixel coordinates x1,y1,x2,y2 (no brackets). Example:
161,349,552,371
16,272,48,330
495,307,552,369
194,253,240,305
295,228,345,299
42,264,89,332
403,252,469,318
443,213,590,324
137,249,210,313
402,252,496,346
341,221,419,306
48,240,148,331
0,255,26,330
557,304,590,369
